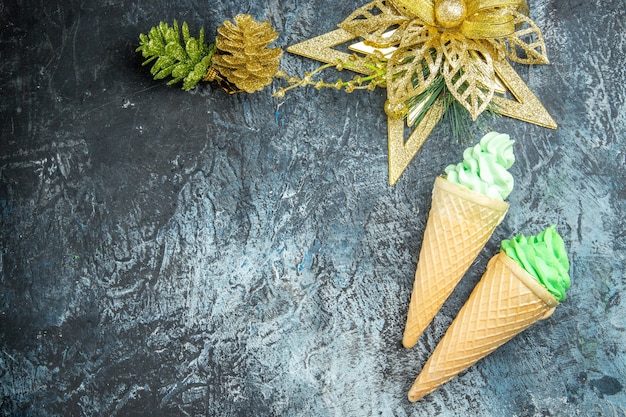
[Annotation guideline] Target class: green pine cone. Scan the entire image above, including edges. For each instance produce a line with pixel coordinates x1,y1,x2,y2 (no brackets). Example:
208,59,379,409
136,20,215,91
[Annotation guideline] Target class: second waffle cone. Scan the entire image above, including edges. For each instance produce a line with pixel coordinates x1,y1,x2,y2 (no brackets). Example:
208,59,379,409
407,252,559,401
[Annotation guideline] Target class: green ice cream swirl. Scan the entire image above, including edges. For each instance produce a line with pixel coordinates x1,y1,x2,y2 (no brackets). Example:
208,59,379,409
501,225,571,302
445,131,515,200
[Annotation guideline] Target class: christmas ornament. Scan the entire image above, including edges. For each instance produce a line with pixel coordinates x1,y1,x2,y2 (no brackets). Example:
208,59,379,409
280,0,557,184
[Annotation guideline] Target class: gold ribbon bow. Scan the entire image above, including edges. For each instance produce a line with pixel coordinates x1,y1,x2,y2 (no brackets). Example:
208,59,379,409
394,0,529,38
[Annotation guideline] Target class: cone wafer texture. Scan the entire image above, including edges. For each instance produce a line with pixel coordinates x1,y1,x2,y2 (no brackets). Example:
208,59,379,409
402,177,509,348
408,252,559,402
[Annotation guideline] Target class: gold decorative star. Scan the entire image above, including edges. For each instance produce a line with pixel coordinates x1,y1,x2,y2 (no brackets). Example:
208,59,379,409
286,0,557,185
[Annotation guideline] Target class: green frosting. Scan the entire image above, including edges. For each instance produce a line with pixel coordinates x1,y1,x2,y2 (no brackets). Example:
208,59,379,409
445,131,515,200
501,225,571,302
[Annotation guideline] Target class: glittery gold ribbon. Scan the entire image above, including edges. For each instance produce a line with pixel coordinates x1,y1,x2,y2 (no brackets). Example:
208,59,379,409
389,0,531,39
393,0,529,39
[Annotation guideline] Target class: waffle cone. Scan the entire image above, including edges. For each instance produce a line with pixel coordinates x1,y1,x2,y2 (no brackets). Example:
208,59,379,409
402,177,509,349
408,252,559,402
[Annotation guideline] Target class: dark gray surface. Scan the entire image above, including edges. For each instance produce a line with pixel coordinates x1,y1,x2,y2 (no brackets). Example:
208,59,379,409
1,0,624,416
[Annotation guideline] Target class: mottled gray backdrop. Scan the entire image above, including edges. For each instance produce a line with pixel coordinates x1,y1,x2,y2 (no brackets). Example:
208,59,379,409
1,0,624,416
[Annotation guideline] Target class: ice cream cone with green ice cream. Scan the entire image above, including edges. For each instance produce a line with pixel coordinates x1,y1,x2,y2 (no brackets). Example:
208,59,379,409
408,226,571,402
403,132,515,349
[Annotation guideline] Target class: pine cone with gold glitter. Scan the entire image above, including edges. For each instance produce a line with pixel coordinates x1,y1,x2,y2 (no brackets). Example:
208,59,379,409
211,14,283,93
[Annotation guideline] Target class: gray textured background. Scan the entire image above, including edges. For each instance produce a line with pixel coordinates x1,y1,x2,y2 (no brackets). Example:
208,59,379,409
1,0,624,416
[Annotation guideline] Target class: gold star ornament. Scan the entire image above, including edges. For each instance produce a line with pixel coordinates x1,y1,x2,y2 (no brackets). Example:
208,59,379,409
281,0,557,184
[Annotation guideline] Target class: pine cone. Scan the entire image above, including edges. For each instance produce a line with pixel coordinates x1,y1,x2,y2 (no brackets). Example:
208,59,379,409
211,14,282,93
